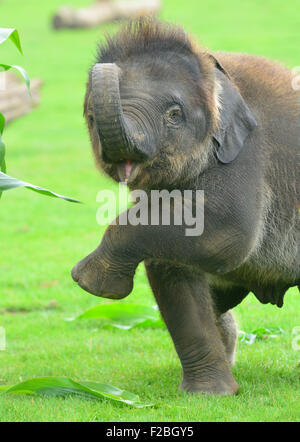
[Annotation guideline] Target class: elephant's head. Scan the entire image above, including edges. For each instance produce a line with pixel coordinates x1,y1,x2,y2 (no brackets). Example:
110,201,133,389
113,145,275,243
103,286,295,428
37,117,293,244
84,18,257,189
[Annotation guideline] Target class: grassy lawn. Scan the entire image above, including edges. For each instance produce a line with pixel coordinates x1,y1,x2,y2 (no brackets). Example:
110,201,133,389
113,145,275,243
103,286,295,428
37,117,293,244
0,0,299,422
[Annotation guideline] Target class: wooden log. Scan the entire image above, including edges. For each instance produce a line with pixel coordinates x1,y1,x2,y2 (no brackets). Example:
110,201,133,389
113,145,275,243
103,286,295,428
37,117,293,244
0,74,43,124
52,0,161,29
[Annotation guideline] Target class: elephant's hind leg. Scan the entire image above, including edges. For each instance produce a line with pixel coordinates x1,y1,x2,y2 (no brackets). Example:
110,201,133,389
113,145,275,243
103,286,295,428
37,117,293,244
145,260,238,395
216,311,237,367
210,284,248,367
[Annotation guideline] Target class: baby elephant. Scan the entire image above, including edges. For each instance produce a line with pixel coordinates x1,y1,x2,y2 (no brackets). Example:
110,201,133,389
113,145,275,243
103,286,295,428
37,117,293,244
72,18,300,395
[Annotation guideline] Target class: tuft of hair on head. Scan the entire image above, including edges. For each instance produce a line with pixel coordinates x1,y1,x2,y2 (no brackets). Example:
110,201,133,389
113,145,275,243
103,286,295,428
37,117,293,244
96,16,204,64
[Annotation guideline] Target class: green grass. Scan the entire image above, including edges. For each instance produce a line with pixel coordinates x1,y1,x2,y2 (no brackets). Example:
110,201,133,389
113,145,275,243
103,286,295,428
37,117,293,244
0,0,299,422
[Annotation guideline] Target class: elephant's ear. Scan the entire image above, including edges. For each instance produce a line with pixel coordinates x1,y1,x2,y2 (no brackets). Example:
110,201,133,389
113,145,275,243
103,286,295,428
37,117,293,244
210,55,258,164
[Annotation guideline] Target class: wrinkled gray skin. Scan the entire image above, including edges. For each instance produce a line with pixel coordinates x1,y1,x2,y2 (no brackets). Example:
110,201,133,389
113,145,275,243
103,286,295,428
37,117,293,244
72,20,300,395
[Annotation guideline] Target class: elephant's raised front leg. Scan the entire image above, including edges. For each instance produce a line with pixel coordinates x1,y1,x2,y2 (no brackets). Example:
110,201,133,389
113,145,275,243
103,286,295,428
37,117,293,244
145,260,238,395
72,194,255,299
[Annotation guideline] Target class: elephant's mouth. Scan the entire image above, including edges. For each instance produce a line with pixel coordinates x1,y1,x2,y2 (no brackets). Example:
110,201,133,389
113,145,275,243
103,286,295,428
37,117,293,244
116,160,142,183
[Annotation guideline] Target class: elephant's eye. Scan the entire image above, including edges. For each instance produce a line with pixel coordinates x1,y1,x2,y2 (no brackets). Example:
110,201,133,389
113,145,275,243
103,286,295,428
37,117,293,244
165,105,183,126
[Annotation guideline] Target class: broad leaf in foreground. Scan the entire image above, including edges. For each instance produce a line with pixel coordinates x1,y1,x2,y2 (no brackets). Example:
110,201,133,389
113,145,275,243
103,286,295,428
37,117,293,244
0,172,81,203
0,28,22,53
0,113,4,134
0,63,30,94
0,113,5,175
1,376,153,408
76,303,165,329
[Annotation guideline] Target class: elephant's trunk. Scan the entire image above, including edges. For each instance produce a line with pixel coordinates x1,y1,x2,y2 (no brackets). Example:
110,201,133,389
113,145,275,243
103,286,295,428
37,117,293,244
91,63,138,162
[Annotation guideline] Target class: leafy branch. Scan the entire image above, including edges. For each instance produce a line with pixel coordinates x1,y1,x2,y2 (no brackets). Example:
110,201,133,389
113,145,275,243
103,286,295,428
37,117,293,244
0,27,80,203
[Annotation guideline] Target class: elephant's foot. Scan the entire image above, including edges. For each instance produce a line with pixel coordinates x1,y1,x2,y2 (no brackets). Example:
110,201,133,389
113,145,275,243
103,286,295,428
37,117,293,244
180,363,238,395
72,251,134,299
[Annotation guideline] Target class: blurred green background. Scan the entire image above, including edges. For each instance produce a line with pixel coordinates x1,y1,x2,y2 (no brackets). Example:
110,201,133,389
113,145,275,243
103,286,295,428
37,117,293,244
0,0,299,422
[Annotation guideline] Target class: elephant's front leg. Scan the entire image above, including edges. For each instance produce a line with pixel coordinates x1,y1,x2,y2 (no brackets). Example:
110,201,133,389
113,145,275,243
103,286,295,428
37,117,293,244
145,261,238,395
71,222,139,299
72,195,249,298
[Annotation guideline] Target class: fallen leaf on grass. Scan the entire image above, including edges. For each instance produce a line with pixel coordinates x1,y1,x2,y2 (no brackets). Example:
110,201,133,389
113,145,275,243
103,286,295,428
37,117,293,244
1,377,154,408
74,303,166,330
239,327,285,344
238,331,257,345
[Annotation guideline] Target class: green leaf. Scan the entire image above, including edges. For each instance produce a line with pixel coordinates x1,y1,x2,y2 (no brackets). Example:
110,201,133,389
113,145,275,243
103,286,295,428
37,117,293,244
0,113,5,135
252,327,285,340
0,28,23,53
1,377,153,408
0,113,6,172
0,135,5,173
0,114,6,197
0,172,82,203
76,303,165,329
238,331,256,345
0,64,30,94
238,327,285,344
0,134,6,173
